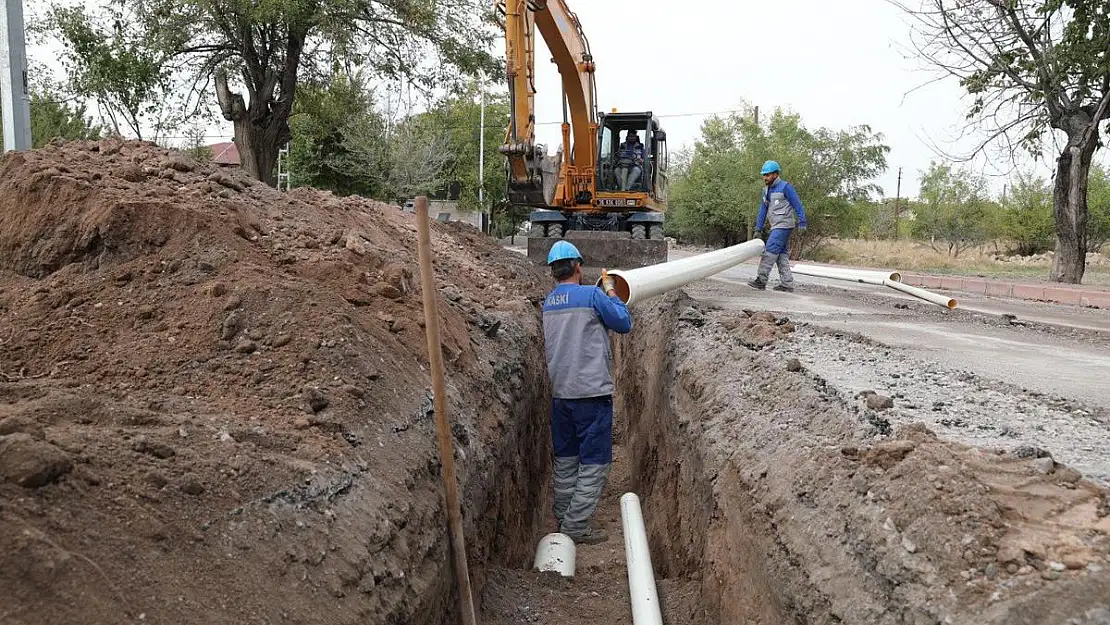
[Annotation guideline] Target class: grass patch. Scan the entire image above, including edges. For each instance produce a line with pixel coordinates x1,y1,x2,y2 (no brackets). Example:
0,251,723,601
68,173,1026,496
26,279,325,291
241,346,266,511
804,239,1110,286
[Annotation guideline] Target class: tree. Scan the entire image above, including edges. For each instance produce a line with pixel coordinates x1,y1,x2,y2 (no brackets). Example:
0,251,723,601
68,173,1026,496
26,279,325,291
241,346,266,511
893,0,1110,283
1089,164,1110,252
287,71,389,196
668,105,889,255
47,5,175,140
913,162,999,257
127,0,502,185
1000,173,1055,255
25,91,102,148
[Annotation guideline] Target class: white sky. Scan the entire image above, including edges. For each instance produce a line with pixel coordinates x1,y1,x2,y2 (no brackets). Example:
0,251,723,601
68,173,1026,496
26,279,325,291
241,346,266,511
25,0,1108,199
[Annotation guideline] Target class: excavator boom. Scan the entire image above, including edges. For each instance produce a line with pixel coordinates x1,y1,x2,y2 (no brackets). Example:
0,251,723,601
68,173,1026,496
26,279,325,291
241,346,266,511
497,0,669,270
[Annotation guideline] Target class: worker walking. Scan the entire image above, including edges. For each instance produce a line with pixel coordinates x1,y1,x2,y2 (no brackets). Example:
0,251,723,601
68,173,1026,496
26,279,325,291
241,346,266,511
542,241,632,544
749,160,807,292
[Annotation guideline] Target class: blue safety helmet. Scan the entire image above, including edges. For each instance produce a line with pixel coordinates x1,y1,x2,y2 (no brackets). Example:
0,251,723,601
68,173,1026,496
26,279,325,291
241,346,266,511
547,240,582,265
760,160,781,175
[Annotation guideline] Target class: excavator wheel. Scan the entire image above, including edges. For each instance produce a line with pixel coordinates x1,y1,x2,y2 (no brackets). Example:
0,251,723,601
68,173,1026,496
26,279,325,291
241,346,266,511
631,224,646,240
648,224,663,240
548,223,565,238
529,223,545,237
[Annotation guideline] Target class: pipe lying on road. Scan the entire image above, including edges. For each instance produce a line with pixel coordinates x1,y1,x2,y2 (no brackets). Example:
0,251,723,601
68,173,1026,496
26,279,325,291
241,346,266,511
600,239,765,305
884,278,958,309
533,532,576,578
791,263,902,285
621,493,663,625
791,263,957,308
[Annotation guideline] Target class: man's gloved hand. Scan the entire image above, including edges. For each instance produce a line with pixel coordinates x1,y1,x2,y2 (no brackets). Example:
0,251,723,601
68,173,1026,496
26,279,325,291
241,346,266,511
600,269,617,295
798,225,807,233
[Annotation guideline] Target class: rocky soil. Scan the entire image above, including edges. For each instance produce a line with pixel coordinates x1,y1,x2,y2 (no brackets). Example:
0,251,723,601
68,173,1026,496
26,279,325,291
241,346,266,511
0,139,552,625
772,326,1110,486
614,293,1110,625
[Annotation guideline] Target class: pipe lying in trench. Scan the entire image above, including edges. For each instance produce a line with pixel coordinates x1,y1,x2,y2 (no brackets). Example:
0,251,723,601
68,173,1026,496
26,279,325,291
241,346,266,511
621,493,663,625
533,532,576,578
599,239,766,305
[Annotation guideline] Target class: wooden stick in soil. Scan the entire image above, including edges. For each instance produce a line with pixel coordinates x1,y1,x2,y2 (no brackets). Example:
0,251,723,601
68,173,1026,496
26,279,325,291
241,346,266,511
413,196,479,625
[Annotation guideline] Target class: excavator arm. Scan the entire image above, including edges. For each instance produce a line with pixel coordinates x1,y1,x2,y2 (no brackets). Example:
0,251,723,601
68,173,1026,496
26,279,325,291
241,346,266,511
497,0,598,207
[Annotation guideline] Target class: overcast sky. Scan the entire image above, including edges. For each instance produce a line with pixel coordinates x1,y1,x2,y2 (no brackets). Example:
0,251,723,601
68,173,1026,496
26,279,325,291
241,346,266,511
26,0,1107,199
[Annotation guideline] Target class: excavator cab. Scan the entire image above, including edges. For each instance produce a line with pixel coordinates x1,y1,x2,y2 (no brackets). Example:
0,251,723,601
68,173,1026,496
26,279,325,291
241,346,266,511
596,112,667,203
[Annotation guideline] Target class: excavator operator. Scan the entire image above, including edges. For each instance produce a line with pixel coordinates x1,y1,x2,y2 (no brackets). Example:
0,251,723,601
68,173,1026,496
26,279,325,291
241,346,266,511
615,130,645,191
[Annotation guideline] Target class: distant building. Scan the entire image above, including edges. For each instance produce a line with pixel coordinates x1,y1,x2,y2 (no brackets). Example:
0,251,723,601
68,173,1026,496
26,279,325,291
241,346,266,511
403,198,486,231
207,142,240,166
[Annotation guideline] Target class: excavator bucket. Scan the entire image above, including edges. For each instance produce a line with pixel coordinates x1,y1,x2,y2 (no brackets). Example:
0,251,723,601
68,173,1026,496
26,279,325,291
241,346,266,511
527,231,668,271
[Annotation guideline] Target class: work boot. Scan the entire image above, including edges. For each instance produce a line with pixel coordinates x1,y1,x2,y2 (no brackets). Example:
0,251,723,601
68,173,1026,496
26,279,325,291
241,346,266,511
566,526,609,545
747,278,767,290
773,284,795,293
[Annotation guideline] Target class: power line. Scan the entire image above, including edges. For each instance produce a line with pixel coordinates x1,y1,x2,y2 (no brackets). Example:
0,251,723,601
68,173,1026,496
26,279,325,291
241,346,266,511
143,106,753,142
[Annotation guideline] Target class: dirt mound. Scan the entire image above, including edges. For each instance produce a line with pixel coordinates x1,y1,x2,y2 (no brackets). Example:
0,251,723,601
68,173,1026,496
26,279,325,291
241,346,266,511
615,293,1110,625
0,140,552,624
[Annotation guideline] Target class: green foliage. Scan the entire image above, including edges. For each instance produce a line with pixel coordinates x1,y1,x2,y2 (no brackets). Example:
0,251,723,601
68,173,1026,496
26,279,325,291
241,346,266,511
27,90,102,148
288,72,388,196
124,0,503,181
668,105,889,256
911,162,999,257
1089,165,1110,252
999,173,1055,255
47,5,172,140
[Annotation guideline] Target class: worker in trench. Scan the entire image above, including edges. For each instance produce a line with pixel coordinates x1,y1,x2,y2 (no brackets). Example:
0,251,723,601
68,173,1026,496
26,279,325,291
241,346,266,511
541,241,632,544
749,160,808,292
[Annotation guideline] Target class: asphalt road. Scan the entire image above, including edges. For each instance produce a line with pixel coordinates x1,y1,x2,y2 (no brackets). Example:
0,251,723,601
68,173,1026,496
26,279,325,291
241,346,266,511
668,250,1110,412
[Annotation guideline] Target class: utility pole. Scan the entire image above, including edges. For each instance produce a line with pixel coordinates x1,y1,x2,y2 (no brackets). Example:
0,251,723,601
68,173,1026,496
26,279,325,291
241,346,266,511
753,105,759,125
894,167,903,239
1,0,32,152
478,80,486,233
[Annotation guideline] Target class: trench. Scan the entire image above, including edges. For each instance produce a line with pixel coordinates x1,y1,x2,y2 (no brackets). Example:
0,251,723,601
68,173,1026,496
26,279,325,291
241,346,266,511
417,291,803,625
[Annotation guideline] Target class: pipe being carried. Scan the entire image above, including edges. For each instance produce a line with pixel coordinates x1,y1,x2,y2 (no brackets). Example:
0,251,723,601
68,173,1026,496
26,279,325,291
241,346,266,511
600,239,765,305
621,493,663,625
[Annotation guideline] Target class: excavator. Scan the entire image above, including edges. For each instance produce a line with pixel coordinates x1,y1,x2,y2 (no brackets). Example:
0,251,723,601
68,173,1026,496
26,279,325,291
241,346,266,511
496,0,669,269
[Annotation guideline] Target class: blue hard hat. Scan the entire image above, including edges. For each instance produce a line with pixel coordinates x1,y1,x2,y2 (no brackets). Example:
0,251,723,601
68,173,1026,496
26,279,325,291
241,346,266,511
547,240,582,265
761,160,781,175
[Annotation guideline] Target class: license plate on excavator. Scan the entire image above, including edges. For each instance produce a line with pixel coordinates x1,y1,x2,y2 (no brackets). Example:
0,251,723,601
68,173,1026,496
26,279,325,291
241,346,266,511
596,198,626,207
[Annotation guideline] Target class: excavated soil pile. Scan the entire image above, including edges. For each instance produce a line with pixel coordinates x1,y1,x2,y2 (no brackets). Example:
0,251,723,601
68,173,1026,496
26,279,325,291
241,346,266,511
615,293,1110,625
0,139,553,625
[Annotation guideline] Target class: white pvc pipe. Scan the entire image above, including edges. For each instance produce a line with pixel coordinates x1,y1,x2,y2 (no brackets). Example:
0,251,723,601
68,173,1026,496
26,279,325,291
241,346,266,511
533,532,576,578
883,278,958,309
791,263,902,285
620,493,663,625
600,239,765,305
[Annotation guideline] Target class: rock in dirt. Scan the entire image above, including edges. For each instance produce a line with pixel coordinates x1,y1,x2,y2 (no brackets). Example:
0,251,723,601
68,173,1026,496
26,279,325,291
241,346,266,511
304,388,329,413
373,282,403,300
0,415,46,440
785,358,803,372
866,393,895,411
677,307,706,327
132,436,176,459
1013,445,1052,459
1031,457,1056,474
221,310,246,340
0,433,73,488
234,339,258,354
179,474,205,496
864,439,917,469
